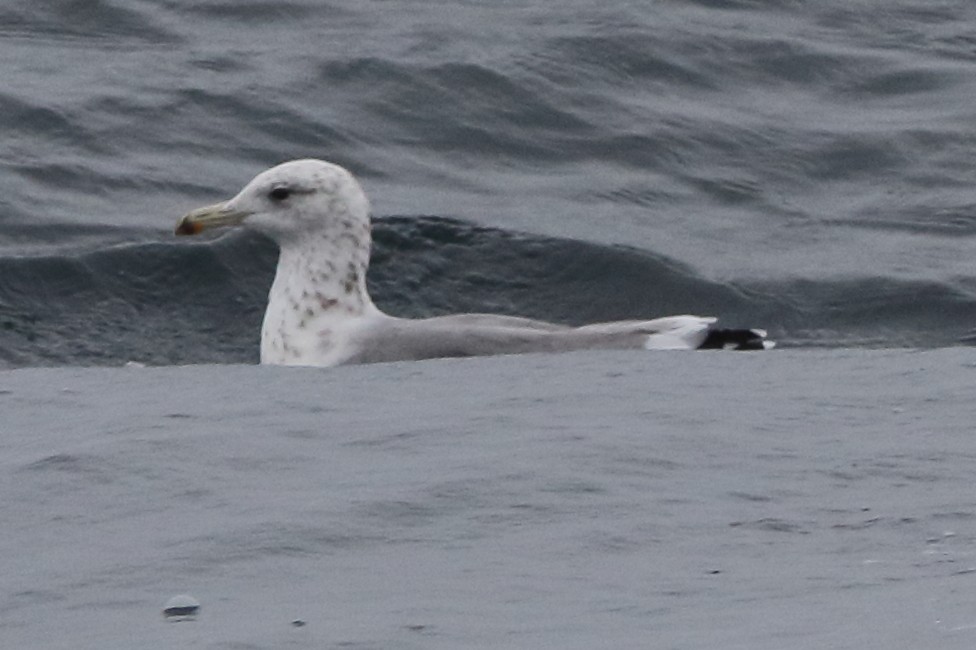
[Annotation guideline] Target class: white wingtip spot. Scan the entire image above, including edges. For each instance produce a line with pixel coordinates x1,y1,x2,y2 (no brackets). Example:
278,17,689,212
644,316,712,350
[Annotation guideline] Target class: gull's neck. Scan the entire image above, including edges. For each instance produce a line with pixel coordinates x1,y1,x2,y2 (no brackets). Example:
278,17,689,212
260,227,377,366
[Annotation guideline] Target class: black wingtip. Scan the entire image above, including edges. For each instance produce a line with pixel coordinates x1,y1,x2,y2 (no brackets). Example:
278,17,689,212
698,328,774,351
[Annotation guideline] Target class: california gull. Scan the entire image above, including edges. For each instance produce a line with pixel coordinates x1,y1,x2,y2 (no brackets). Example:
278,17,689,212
176,159,772,366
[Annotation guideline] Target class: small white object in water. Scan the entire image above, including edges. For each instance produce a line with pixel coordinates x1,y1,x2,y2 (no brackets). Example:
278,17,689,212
163,594,200,620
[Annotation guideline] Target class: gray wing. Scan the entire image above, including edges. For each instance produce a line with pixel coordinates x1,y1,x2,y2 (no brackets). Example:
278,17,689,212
413,313,570,332
340,314,713,365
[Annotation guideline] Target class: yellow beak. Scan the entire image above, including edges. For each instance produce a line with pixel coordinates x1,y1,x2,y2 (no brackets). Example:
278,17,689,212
175,202,250,236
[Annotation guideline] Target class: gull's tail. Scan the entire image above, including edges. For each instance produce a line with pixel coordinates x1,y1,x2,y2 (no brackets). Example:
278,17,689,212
698,328,775,351
640,316,774,351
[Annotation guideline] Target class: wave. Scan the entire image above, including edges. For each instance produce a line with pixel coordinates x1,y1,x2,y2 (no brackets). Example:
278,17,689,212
1,217,973,368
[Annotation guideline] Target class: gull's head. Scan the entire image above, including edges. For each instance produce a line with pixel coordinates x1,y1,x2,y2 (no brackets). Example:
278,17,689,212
176,159,370,245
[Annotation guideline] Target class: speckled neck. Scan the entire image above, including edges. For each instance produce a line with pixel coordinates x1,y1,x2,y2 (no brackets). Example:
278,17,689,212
260,224,375,365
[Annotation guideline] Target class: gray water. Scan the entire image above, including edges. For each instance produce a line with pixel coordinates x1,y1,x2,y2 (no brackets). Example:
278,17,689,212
3,0,976,363
2,2,976,647
6,1,976,282
2,349,976,649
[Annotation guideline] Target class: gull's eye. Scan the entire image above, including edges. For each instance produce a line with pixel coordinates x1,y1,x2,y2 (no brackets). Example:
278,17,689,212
268,186,291,202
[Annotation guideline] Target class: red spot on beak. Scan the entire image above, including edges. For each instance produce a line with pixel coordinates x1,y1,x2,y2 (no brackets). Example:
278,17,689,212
175,218,204,236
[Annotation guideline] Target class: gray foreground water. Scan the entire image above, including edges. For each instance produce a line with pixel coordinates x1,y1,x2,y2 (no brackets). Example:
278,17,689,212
1,348,975,649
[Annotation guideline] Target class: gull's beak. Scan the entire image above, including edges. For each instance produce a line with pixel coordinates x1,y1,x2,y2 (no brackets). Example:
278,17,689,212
175,202,250,236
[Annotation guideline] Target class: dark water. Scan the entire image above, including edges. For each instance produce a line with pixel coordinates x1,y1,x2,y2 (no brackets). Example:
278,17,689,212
2,1,976,366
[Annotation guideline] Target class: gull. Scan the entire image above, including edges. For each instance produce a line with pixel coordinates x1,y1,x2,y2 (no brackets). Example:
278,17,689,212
176,159,772,366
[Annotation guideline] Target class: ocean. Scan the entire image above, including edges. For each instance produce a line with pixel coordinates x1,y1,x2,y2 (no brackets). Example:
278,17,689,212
4,350,976,649
1,1,975,647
